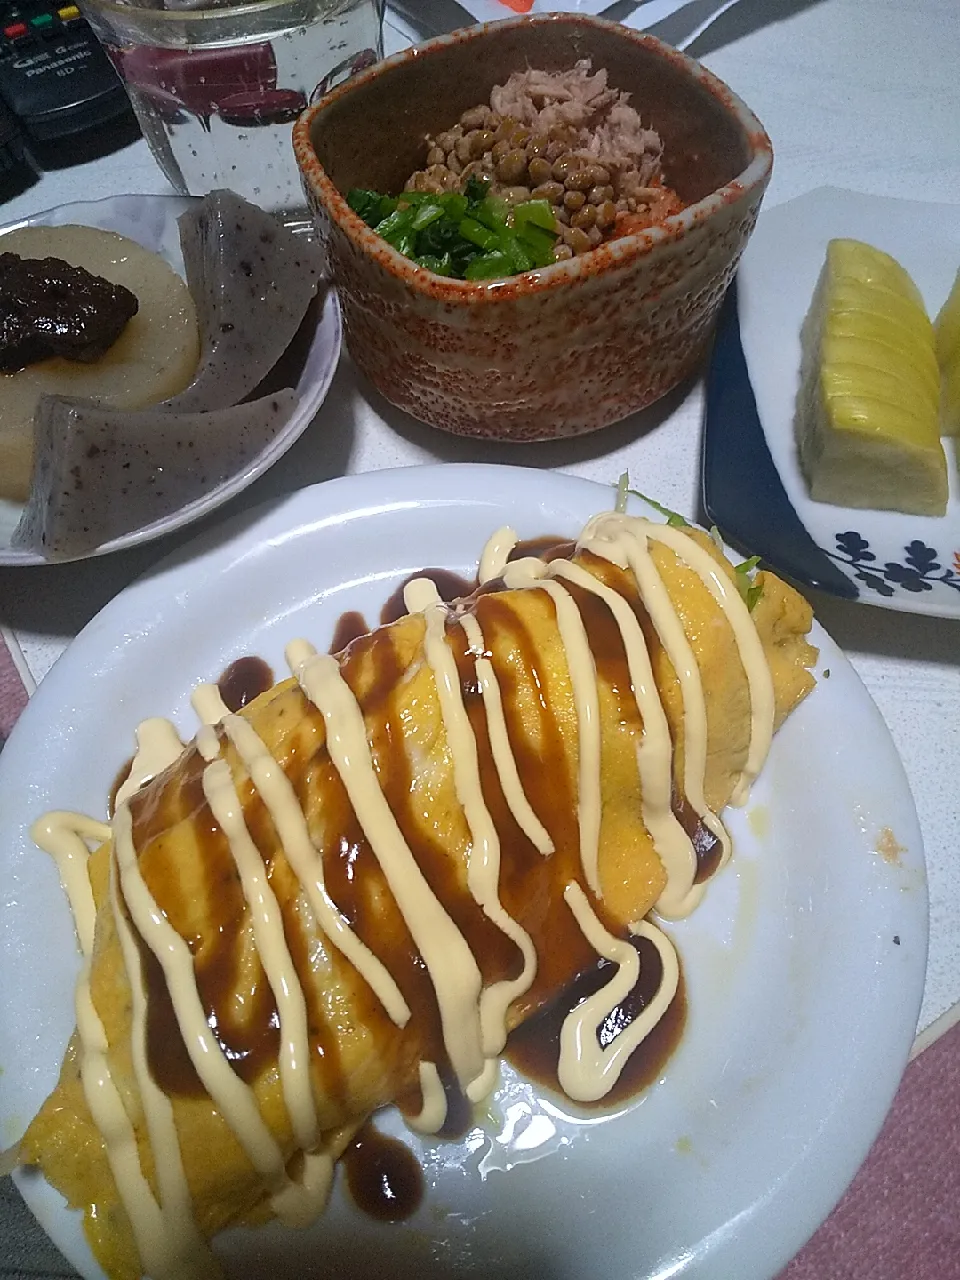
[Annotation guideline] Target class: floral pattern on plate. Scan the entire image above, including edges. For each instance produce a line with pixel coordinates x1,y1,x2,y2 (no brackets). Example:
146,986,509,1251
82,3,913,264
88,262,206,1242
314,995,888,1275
703,187,960,620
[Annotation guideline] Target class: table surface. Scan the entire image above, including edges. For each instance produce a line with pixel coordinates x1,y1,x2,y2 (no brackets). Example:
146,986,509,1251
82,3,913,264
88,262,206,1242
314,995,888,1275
0,0,958,1276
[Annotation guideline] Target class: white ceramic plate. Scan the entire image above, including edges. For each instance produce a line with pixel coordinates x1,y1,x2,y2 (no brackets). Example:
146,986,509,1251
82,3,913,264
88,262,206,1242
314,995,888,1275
704,186,960,618
0,465,927,1279
0,193,341,568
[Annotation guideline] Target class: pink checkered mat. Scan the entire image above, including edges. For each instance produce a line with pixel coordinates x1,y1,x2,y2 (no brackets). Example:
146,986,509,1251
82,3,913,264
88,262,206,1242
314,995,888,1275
0,631,956,1279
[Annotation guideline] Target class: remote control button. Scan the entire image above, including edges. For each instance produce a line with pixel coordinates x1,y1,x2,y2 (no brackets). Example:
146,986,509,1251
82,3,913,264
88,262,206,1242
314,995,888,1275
57,5,81,19
3,21,28,37
30,12,53,28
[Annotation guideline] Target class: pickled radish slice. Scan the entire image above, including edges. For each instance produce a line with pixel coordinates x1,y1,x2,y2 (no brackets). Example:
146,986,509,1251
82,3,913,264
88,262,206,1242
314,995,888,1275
935,267,960,435
796,238,947,517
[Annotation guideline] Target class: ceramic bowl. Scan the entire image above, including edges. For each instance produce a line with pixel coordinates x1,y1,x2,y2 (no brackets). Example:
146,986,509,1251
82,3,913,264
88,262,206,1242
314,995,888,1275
293,14,773,442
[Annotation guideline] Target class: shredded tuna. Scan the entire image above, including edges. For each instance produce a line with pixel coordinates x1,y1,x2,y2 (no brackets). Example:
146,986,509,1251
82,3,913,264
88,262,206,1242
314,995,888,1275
490,60,664,188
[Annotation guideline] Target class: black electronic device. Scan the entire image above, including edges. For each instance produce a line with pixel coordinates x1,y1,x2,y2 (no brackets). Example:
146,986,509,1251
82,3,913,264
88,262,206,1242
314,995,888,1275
0,1,132,142
0,92,25,169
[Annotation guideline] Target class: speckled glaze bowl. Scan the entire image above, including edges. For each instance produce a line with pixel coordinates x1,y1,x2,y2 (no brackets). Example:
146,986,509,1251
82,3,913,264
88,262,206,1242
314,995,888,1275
293,14,773,442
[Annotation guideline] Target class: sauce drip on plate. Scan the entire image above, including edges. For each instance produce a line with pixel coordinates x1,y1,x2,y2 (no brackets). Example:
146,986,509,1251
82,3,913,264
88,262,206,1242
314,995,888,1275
328,610,370,654
506,936,687,1109
380,568,476,626
217,656,274,712
342,1123,424,1222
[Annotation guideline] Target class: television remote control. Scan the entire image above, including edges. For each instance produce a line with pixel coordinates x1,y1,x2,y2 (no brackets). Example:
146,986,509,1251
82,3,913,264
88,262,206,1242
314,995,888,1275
0,0,131,141
0,92,28,174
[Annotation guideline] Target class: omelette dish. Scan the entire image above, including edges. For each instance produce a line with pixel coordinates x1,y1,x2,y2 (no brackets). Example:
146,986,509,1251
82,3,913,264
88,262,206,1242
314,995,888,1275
11,511,816,1279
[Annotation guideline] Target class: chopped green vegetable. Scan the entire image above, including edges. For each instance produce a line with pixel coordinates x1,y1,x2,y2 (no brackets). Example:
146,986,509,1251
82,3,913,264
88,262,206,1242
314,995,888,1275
733,556,763,611
438,193,468,222
347,188,399,227
628,487,689,527
514,222,558,268
474,195,510,231
463,174,491,204
513,200,558,235
414,253,454,276
465,251,514,281
374,205,417,245
411,202,445,232
459,217,500,253
345,177,560,282
613,472,689,525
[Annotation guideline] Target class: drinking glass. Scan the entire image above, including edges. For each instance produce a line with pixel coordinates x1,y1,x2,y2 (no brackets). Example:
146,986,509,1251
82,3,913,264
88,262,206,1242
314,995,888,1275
81,0,384,218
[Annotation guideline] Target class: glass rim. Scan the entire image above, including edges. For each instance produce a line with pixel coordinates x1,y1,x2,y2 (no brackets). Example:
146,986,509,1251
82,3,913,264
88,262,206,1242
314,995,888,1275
79,0,340,27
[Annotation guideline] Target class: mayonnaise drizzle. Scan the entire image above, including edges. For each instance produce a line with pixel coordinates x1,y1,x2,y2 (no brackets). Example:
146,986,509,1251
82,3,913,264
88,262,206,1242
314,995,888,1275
114,719,183,810
30,813,107,957
458,610,553,856
558,882,679,1104
218,713,411,1027
404,1061,448,1135
201,757,318,1154
578,515,731,877
500,560,603,896
478,525,519,585
30,510,779,1277
545,558,701,918
191,683,229,725
404,577,538,1058
108,854,213,1271
111,803,324,1227
287,639,486,1094
32,813,215,1279
639,523,775,809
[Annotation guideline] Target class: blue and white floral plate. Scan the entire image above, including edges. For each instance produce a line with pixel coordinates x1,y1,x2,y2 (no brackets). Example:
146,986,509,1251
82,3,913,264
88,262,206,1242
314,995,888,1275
703,186,960,618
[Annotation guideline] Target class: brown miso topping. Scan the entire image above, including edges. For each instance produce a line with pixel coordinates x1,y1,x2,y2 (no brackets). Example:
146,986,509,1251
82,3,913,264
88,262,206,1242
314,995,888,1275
329,610,370,655
0,252,138,371
342,1123,424,1222
380,568,477,626
506,939,686,1110
218,655,274,712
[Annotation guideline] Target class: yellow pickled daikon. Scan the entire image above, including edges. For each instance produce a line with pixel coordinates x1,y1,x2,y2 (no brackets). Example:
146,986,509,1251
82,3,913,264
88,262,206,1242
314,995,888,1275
796,238,947,517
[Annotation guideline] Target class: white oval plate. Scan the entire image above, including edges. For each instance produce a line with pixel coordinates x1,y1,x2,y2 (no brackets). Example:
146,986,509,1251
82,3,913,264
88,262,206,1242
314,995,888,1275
0,465,927,1279
0,193,341,567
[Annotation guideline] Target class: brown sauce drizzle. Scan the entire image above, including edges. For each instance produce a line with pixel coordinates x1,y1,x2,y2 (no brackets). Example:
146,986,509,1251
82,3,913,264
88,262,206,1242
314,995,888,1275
506,938,686,1110
328,610,369,655
379,568,476,626
108,755,134,818
218,656,274,712
509,536,574,564
342,1122,424,1222
466,594,598,1014
130,534,719,1138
